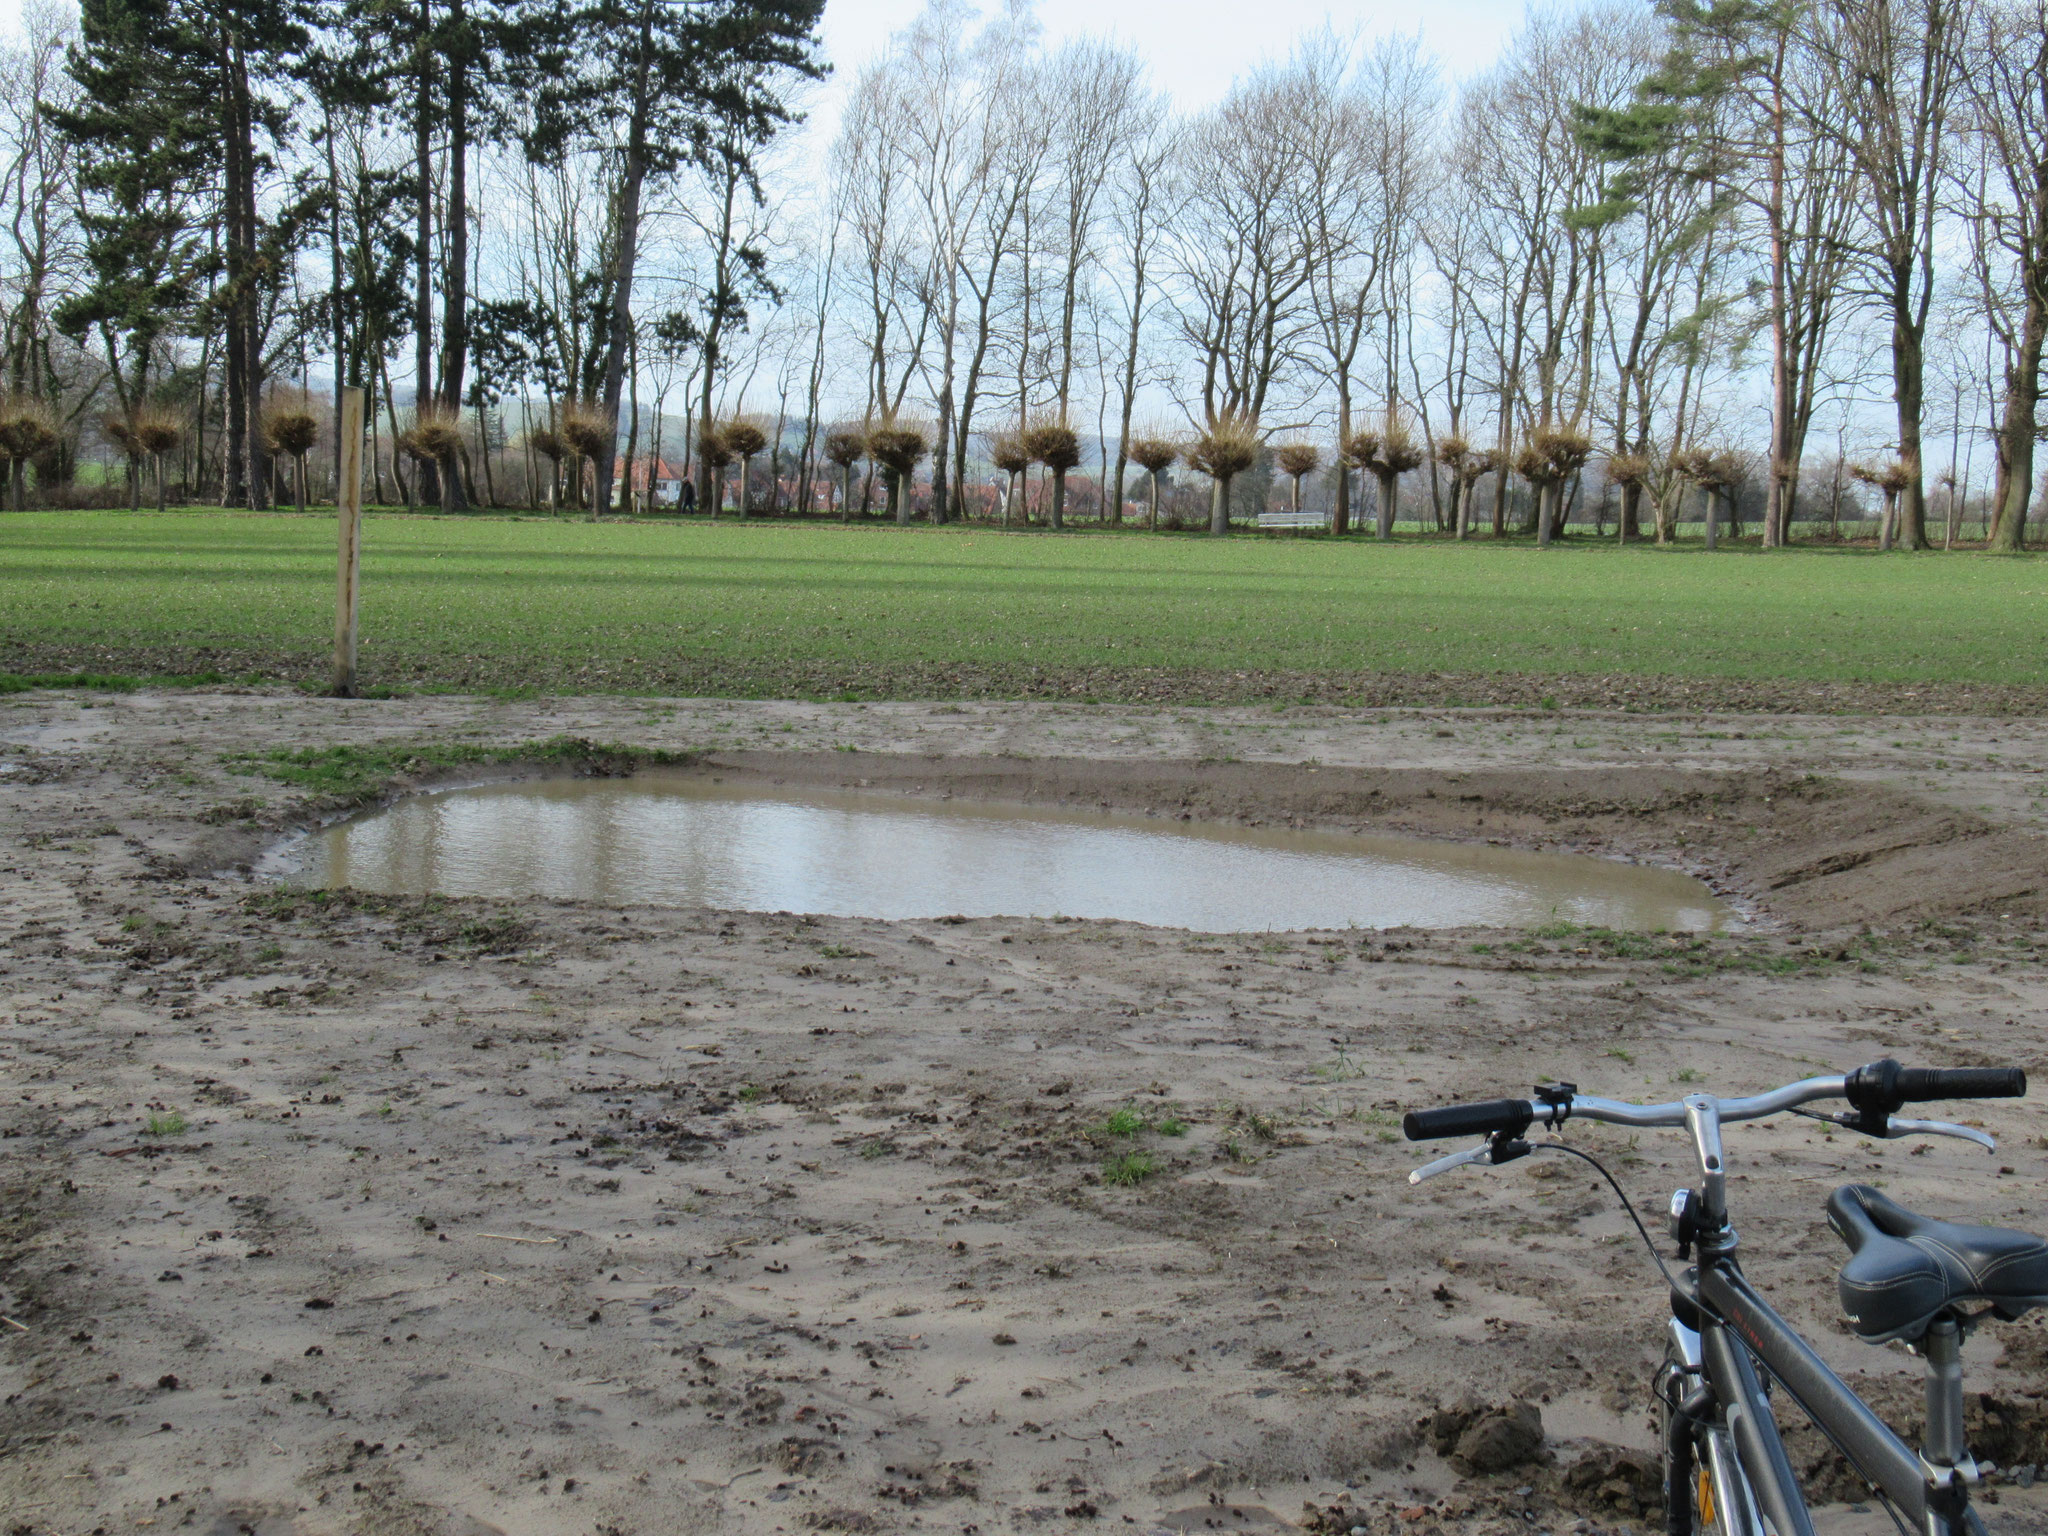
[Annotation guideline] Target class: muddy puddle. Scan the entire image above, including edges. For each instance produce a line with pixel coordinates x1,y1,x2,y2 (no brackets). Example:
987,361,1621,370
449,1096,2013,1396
268,775,1734,933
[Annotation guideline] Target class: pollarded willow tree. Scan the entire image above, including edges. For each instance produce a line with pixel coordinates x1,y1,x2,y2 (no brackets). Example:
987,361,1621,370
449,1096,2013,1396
1531,424,1591,547
823,426,865,520
262,398,321,516
0,396,56,510
1124,432,1178,529
696,424,734,517
868,419,929,522
719,416,768,518
1606,451,1650,544
1368,422,1424,538
1189,414,1259,536
1021,414,1081,530
1433,433,1473,539
1275,443,1320,516
988,430,1030,526
557,401,611,515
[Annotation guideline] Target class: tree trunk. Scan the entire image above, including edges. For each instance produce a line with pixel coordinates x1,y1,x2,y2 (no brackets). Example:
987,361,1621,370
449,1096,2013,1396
1892,302,1931,549
841,463,853,522
1702,484,1717,550
1989,286,2045,552
1376,470,1396,540
1209,475,1230,536
155,452,168,515
437,0,469,512
1149,470,1161,530
1049,469,1066,530
590,13,653,523
219,44,245,510
1536,481,1554,549
412,0,440,508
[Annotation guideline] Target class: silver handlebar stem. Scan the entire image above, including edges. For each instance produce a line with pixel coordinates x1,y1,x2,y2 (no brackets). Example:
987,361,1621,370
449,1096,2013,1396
1684,1095,1729,1224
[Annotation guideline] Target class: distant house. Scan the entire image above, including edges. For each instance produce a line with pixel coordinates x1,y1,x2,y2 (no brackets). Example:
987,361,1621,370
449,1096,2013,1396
615,456,686,506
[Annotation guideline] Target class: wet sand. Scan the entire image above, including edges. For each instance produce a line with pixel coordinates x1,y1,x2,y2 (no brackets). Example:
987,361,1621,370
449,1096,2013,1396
3,689,2047,1536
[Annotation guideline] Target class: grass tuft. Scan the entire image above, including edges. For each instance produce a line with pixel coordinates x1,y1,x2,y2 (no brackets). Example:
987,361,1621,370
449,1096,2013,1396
1101,1151,1157,1186
1100,1106,1144,1138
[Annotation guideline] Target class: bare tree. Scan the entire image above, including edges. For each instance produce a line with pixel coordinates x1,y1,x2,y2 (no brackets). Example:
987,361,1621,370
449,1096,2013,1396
1167,65,1317,433
1959,0,2048,550
1802,0,1970,549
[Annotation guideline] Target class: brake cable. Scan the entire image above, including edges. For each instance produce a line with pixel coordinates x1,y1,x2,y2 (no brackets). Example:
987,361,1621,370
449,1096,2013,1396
1527,1139,1678,1290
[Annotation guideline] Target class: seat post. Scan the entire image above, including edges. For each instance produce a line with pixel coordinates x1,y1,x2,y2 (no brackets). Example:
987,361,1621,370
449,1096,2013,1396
1922,1315,1967,1471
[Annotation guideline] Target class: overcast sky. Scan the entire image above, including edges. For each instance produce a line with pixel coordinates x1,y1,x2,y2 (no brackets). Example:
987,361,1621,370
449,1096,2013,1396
817,0,1528,102
0,0,1531,99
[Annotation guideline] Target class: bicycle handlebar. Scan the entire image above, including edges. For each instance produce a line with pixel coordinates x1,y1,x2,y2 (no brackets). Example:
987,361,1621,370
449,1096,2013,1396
1402,1061,2026,1144
1401,1099,1534,1142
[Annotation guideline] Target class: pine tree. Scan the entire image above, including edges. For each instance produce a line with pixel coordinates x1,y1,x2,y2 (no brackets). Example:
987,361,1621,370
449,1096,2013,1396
54,0,315,510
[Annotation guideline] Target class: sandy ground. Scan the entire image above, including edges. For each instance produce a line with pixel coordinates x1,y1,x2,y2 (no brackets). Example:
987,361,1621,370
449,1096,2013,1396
2,689,2047,1536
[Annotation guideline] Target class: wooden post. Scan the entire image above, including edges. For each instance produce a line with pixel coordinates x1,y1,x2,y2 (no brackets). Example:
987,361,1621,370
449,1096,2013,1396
332,386,365,697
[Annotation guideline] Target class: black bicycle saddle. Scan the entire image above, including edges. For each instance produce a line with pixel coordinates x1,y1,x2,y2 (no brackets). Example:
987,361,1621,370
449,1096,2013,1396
1828,1184,2048,1344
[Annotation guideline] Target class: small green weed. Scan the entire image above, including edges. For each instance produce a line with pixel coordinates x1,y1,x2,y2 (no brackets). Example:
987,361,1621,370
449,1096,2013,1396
1101,1151,1157,1186
142,1110,187,1136
1155,1117,1188,1137
1101,1106,1144,1137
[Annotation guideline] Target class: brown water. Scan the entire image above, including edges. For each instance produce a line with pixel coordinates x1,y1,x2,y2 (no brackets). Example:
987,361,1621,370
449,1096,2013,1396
272,776,1736,933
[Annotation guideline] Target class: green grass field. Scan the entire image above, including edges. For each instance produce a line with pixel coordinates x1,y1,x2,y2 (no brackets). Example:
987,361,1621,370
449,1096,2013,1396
1,508,2038,703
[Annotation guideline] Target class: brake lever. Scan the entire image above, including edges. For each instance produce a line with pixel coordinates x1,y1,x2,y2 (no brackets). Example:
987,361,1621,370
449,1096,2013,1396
1882,1117,1996,1152
1408,1133,1532,1184
1808,1107,1997,1151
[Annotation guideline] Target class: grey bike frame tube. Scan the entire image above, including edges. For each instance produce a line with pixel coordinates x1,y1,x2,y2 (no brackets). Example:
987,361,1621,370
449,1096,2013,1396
1699,1264,1929,1526
1699,1315,1817,1536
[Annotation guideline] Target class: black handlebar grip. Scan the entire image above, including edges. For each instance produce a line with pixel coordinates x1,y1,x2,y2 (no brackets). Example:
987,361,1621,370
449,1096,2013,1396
1402,1099,1535,1142
1894,1066,2027,1103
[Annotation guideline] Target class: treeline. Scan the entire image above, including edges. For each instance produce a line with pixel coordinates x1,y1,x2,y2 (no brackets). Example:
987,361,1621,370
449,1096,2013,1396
820,0,2046,548
0,0,820,519
0,0,2043,549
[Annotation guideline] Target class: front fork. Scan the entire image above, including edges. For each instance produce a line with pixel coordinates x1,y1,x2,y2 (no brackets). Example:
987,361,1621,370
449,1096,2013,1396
1664,1314,1763,1536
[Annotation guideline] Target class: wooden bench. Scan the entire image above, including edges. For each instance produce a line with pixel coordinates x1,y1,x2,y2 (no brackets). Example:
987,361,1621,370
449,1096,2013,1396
1256,510,1328,531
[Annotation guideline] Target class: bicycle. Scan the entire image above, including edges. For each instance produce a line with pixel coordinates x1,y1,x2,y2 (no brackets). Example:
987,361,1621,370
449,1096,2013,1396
1403,1060,2048,1536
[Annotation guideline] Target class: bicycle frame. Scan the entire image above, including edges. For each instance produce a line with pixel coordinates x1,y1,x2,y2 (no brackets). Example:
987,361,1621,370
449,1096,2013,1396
1670,1098,1979,1536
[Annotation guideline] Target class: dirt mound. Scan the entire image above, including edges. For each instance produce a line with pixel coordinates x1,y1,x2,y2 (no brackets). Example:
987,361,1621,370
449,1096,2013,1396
703,751,2048,930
